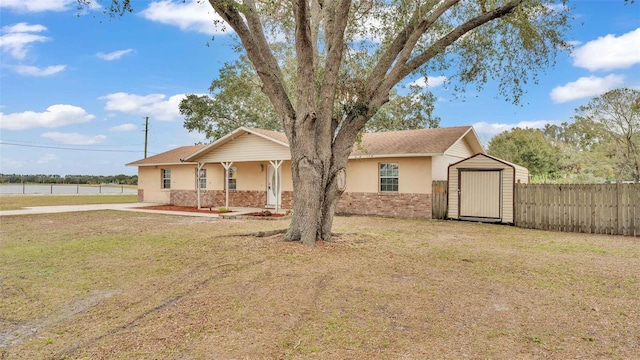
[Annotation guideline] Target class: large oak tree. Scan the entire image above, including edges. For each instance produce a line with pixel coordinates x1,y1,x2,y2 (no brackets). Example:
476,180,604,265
91,0,570,245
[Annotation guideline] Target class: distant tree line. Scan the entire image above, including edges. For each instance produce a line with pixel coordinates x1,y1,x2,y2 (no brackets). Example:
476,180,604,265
0,174,138,185
488,89,640,184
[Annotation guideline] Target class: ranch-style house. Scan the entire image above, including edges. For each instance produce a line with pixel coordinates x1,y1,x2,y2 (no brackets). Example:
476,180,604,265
127,125,484,219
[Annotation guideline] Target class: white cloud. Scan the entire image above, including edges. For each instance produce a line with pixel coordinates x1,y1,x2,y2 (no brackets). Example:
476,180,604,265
545,3,567,12
109,123,137,132
572,28,640,71
97,49,134,61
0,0,74,12
550,75,625,103
0,105,95,130
41,132,107,145
100,92,186,121
140,0,229,35
473,120,561,138
409,76,448,88
0,155,25,172
0,22,49,59
13,64,66,76
37,154,60,164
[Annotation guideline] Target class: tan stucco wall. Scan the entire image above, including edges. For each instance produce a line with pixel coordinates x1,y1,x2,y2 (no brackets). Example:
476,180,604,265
345,157,432,194
137,166,171,203
234,162,264,191
203,164,225,190
172,165,196,190
432,155,467,181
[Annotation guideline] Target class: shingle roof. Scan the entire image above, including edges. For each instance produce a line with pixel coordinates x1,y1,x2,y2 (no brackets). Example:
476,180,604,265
127,126,476,166
353,126,472,156
246,127,289,144
126,145,206,166
245,126,473,156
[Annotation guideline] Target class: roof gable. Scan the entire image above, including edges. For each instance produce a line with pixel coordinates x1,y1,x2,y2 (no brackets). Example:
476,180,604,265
183,126,290,162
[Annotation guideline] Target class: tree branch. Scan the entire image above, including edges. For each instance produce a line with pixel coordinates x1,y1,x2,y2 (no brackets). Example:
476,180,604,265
208,0,296,135
366,0,459,93
387,0,523,88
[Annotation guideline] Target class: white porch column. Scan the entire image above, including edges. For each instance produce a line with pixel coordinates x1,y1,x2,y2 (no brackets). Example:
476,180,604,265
269,160,283,213
221,161,233,209
196,162,205,209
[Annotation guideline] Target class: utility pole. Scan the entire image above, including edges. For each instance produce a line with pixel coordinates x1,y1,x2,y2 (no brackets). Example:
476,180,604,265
144,116,149,158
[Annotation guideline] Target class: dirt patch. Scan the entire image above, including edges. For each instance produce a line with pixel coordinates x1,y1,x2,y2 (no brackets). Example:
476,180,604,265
134,205,232,214
0,289,119,349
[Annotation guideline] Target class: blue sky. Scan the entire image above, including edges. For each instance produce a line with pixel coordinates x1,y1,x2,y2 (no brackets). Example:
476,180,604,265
0,0,639,176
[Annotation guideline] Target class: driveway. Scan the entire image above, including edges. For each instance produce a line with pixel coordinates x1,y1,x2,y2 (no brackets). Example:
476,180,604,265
0,203,267,218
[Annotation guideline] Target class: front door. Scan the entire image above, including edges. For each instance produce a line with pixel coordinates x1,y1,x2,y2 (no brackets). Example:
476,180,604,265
266,164,281,208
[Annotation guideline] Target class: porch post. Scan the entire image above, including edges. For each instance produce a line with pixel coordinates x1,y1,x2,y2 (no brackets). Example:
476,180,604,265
196,163,205,209
222,162,233,209
269,160,283,213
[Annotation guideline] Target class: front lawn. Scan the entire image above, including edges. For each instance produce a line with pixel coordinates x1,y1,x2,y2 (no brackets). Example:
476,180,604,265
1,212,638,359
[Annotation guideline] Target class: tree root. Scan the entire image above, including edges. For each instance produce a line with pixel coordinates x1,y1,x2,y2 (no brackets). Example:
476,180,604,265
214,229,348,240
216,229,288,238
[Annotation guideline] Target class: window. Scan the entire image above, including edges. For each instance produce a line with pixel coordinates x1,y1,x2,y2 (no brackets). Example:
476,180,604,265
379,163,398,192
227,167,237,190
161,169,171,189
197,168,206,189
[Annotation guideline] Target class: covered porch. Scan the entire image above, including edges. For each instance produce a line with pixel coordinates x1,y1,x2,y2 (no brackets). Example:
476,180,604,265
179,127,294,213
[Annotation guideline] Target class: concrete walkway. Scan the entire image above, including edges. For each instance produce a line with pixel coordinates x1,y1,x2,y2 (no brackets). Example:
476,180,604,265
0,203,271,218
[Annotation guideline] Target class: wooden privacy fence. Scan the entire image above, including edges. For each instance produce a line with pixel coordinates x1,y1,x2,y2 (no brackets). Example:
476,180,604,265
514,183,639,236
432,180,448,219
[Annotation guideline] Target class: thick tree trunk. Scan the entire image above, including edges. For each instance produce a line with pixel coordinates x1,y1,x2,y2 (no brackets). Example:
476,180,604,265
319,168,346,241
285,155,324,246
284,123,350,245
285,163,346,245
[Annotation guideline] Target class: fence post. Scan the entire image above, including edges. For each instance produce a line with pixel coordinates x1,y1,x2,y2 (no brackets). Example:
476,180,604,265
616,181,622,235
50,183,53,194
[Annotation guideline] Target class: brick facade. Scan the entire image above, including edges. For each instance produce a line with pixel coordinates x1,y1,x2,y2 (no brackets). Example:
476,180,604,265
166,189,431,219
337,192,432,219
169,190,294,209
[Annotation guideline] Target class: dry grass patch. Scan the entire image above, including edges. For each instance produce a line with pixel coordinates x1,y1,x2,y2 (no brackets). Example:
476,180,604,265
0,195,137,211
0,212,638,359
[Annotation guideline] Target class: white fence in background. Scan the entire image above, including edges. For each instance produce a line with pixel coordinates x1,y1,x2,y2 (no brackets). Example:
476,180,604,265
0,184,138,195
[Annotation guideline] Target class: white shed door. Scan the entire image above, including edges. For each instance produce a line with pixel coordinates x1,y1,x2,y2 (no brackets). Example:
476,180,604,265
459,170,501,219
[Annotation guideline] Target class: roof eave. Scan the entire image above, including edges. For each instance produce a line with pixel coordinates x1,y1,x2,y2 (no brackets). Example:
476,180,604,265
349,152,443,159
127,161,198,167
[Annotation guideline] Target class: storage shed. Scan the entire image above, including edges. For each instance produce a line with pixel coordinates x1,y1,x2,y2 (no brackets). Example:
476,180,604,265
447,153,529,224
